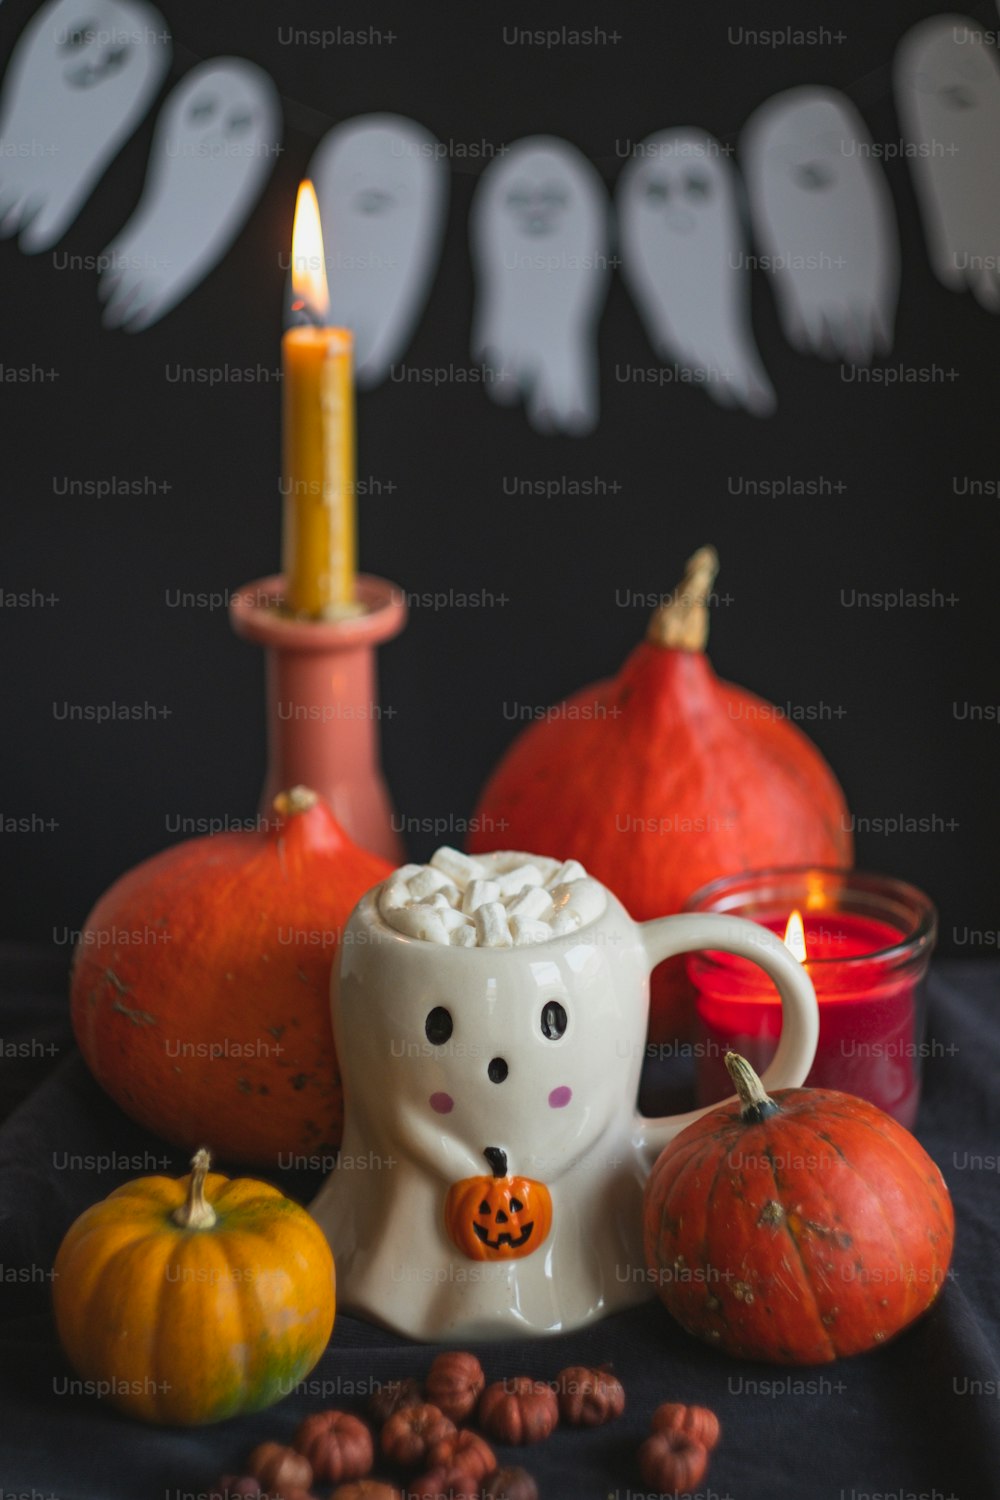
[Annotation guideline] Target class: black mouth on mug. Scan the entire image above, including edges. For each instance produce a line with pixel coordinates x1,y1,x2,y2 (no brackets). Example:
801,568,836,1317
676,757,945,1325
473,1220,534,1250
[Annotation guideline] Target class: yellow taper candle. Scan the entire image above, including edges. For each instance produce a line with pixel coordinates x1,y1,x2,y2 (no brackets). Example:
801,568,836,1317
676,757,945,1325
281,180,357,618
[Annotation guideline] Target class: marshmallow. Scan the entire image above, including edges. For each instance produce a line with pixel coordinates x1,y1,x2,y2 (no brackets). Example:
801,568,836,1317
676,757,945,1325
389,906,451,945
411,891,451,910
378,847,605,946
475,901,513,947
510,916,552,946
546,858,587,887
462,878,500,915
553,876,605,926
380,877,411,911
494,863,545,899
407,866,458,903
438,906,473,933
489,851,533,873
430,846,487,886
507,885,554,922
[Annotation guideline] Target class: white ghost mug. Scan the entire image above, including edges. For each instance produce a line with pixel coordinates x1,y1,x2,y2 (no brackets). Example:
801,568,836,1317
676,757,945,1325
310,851,819,1339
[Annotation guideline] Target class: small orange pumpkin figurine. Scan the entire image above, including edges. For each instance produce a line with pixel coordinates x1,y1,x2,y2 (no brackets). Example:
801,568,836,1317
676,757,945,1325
445,1148,552,1261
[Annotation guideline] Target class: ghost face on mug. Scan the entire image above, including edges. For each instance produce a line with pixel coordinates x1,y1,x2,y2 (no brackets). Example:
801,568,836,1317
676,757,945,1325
339,910,641,1187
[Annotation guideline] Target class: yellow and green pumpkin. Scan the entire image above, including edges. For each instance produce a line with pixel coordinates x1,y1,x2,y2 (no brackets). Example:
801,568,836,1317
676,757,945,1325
52,1149,335,1425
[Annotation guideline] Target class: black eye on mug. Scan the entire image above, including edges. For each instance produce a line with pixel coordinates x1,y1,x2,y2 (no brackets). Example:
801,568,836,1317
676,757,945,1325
541,1001,567,1040
425,1006,453,1045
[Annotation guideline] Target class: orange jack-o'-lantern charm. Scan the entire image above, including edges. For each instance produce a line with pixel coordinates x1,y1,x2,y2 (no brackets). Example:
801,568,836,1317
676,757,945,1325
445,1147,553,1261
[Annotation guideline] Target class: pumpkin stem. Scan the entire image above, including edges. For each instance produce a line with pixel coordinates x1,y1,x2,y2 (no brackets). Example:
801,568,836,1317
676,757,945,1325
725,1052,781,1124
646,545,719,652
483,1147,508,1178
273,785,319,818
171,1148,218,1230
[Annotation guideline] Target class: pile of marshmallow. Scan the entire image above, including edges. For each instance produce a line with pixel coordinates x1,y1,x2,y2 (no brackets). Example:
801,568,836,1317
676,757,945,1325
377,847,607,947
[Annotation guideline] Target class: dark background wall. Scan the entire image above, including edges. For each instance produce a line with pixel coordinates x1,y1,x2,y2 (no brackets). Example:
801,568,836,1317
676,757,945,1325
2,0,997,956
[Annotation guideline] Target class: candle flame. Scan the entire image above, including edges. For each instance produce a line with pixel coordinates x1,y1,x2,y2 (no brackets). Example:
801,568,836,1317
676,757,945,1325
290,179,330,324
783,909,808,963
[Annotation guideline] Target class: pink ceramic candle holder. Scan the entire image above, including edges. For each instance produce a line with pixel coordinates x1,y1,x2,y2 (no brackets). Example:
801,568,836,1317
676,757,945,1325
230,574,406,862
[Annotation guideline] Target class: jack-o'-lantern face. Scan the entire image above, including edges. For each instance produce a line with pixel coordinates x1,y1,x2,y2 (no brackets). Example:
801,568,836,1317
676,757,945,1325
445,1147,553,1261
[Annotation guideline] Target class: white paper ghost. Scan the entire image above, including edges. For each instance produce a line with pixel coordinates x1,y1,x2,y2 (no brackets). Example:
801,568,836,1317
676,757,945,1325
304,114,448,388
617,129,775,416
97,58,281,330
895,16,1000,311
0,0,170,252
741,87,900,362
470,136,611,435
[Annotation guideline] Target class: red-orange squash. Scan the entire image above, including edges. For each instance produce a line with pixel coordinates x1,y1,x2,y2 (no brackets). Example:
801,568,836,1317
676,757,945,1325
469,547,852,1041
71,787,390,1165
643,1053,954,1363
52,1150,335,1425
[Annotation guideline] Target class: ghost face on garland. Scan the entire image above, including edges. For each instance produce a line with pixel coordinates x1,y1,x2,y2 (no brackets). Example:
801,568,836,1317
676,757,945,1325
617,128,775,415
306,114,448,387
0,0,170,251
98,58,281,330
741,87,900,363
471,136,611,435
895,16,1000,311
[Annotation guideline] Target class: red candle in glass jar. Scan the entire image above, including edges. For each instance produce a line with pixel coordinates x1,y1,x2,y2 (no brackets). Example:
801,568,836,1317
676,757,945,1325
685,870,937,1129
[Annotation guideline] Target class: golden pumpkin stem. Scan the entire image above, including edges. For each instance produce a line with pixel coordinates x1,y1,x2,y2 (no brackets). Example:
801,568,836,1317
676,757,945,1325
171,1148,218,1230
646,545,719,652
273,785,319,818
725,1052,781,1124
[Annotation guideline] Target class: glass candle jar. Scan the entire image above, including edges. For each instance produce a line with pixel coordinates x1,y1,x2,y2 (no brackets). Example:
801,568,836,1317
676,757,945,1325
684,867,937,1128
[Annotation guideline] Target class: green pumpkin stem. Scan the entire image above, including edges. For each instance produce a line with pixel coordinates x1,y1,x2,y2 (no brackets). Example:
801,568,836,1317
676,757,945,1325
725,1052,781,1124
646,544,719,652
172,1148,218,1230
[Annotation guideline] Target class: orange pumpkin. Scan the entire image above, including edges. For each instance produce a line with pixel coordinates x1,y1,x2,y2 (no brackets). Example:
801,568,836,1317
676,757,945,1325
52,1150,335,1425
470,547,852,1042
70,786,391,1165
445,1148,552,1261
643,1054,954,1363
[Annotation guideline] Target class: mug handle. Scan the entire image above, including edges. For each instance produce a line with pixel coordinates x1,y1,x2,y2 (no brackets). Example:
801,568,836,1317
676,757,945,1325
634,912,819,1162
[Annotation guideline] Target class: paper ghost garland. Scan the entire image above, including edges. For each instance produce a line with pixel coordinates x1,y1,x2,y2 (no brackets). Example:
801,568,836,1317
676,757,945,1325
741,86,900,363
470,136,611,435
98,57,280,330
1,2,1000,410
0,0,170,252
895,15,1000,311
617,128,775,416
305,114,448,387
